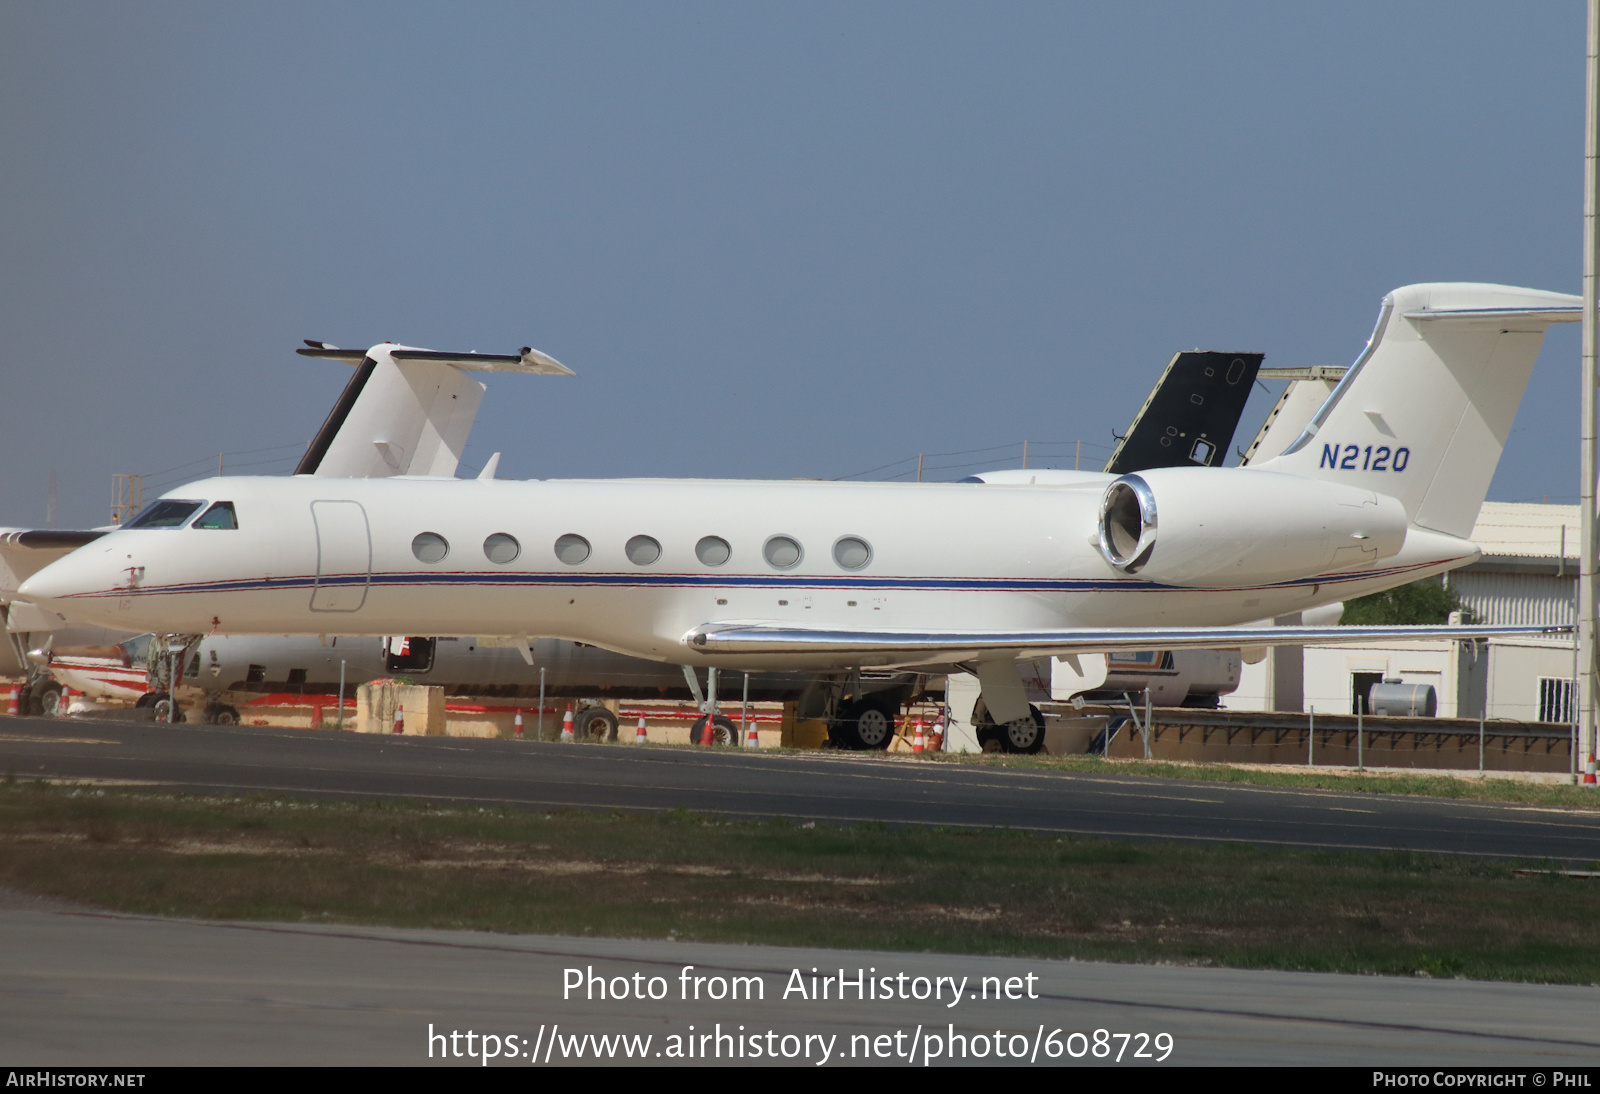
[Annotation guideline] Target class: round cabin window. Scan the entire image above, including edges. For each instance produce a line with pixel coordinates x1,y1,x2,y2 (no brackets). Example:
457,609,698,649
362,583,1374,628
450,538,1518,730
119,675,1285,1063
625,535,662,566
763,535,802,570
412,532,449,563
483,533,520,564
832,536,872,570
695,536,731,566
553,533,590,565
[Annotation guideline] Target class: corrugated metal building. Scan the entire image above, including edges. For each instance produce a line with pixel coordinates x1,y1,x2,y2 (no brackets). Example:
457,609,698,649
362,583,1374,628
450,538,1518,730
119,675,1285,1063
1225,502,1579,722
1447,502,1579,627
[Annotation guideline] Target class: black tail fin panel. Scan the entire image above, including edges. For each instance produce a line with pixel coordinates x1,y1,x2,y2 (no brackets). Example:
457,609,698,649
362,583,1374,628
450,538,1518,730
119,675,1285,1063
1103,351,1263,475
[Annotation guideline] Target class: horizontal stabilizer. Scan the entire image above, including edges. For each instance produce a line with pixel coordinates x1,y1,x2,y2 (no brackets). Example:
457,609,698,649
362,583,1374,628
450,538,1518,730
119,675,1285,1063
297,342,368,364
296,343,573,375
1400,304,1582,324
391,347,574,375
685,621,1568,663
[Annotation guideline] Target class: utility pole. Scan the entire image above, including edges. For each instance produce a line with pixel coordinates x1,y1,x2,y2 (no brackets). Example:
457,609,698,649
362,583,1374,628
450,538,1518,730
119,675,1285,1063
1581,0,1600,785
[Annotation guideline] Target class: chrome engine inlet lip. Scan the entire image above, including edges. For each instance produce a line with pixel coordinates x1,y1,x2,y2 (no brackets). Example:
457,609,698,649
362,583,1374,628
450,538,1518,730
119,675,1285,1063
1098,474,1158,573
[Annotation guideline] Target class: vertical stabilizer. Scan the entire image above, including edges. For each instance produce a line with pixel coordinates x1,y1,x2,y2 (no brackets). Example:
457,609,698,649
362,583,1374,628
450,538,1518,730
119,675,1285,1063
293,341,570,478
1253,283,1579,538
295,345,485,478
1103,351,1263,473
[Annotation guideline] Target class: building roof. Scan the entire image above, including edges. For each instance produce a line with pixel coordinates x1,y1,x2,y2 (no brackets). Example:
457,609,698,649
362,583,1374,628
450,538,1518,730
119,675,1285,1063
1468,501,1579,563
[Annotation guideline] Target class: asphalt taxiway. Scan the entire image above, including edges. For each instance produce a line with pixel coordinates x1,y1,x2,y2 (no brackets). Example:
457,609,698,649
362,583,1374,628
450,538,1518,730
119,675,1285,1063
2,715,1599,859
3,891,1596,1066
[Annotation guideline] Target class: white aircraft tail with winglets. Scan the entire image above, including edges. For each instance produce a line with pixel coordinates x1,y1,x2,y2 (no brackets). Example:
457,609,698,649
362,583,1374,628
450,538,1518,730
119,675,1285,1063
18,286,1579,749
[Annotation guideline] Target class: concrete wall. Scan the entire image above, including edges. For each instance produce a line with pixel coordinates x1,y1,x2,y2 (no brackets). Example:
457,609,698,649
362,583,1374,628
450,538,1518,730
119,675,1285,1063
355,683,445,736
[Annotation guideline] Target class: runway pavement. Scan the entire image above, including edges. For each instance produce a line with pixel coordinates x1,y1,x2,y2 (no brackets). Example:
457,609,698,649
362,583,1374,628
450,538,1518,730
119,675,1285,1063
2,893,1596,1066
3,715,1600,859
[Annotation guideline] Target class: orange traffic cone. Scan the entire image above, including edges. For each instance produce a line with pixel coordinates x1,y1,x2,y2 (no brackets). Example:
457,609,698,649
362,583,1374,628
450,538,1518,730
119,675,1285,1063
392,704,404,734
560,704,575,742
1585,752,1597,787
912,717,926,754
744,721,759,748
634,714,648,744
513,710,524,739
929,712,945,753
6,686,17,717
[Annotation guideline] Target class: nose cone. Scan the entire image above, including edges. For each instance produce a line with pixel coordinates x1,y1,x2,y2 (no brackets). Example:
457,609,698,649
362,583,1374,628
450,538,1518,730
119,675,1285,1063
18,549,119,624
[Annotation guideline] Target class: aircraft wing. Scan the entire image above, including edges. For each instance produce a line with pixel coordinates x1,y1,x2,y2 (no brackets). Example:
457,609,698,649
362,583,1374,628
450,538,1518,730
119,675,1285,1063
685,621,1568,662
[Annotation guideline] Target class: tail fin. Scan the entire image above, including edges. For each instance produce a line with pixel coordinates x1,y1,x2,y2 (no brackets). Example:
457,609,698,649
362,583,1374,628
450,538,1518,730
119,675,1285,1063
1253,283,1578,538
293,342,572,478
1103,351,1263,473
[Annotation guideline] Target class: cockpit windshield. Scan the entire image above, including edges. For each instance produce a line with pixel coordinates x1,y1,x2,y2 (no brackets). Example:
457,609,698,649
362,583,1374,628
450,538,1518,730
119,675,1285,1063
124,500,204,529
192,501,238,530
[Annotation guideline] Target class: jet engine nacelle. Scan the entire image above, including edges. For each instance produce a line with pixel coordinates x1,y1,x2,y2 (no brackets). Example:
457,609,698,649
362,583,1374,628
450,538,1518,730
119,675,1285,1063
1097,467,1408,587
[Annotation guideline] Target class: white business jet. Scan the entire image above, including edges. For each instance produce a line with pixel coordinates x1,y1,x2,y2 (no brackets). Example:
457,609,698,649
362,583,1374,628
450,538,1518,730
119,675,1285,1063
17,284,1577,743
0,338,571,704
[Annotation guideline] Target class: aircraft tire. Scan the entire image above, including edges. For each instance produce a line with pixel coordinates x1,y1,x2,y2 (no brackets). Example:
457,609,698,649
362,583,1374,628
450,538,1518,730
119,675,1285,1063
975,700,1046,755
208,705,240,726
691,714,739,745
576,707,620,742
150,694,186,724
34,682,63,718
831,698,898,751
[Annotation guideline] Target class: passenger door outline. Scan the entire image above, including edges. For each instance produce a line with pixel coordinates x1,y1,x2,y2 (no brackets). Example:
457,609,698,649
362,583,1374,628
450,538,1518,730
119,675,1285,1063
310,500,371,612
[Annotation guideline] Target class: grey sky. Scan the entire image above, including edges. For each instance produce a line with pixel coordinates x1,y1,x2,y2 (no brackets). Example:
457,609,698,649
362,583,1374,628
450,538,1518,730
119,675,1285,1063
0,2,1586,527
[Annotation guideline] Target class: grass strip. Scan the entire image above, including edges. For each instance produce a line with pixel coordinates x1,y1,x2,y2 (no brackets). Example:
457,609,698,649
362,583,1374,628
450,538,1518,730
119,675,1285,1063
2,781,1598,984
915,750,1600,810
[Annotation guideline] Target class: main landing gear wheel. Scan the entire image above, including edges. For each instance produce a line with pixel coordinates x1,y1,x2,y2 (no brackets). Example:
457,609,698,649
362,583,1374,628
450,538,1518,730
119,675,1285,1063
34,683,64,718
831,698,897,751
576,707,620,742
149,694,186,724
975,701,1046,755
205,704,240,726
690,714,739,746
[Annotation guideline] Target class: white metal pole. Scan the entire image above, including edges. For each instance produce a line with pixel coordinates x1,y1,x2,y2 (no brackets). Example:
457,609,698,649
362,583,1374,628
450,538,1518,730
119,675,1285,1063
538,667,546,741
742,672,750,742
337,659,346,731
1574,584,1581,778
1308,706,1315,767
1357,704,1364,771
1582,0,1600,785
